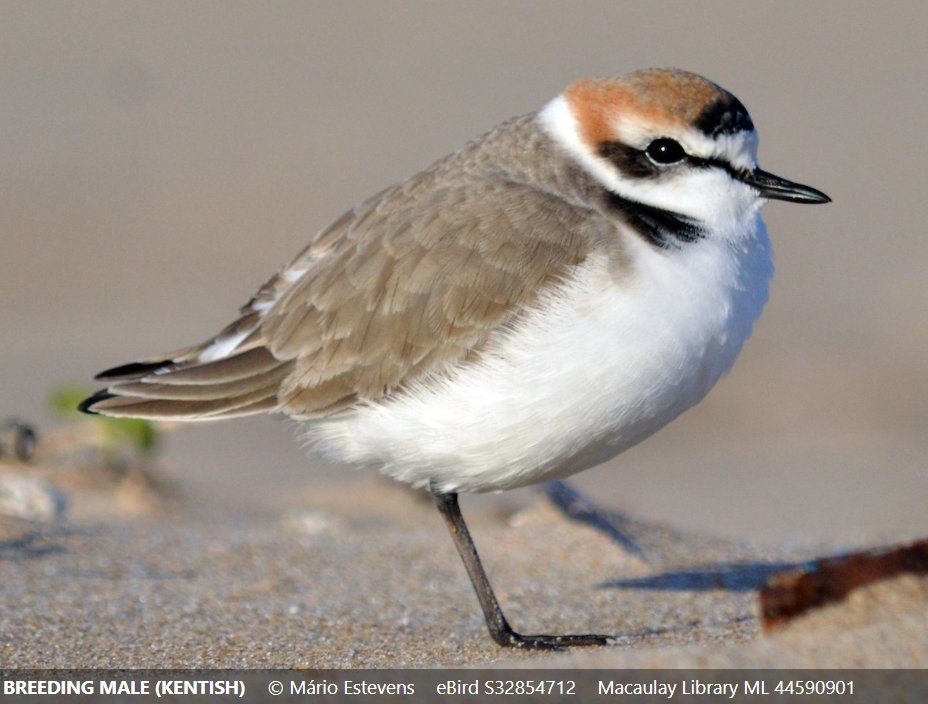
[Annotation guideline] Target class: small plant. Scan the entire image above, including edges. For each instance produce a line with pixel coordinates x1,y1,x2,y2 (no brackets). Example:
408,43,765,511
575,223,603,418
47,386,160,457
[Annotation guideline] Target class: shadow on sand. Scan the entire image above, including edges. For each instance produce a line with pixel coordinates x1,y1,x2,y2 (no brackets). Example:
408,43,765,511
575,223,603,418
544,479,814,593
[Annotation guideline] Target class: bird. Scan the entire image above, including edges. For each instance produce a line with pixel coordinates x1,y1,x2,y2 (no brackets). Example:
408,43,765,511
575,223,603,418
80,68,830,650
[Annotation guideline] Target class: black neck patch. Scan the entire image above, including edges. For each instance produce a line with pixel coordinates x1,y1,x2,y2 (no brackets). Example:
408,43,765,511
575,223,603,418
602,191,705,249
695,95,754,137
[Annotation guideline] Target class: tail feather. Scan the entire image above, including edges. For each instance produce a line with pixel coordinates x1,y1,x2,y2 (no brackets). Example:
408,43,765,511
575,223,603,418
78,390,117,415
80,385,281,421
81,345,292,422
106,364,290,401
94,359,174,382
143,347,280,385
93,342,202,382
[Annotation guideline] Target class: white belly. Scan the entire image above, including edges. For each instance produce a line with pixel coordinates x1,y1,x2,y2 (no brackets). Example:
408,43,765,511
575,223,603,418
306,221,773,492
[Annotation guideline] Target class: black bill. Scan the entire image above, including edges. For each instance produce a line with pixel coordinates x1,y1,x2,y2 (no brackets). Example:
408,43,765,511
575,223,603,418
740,168,831,204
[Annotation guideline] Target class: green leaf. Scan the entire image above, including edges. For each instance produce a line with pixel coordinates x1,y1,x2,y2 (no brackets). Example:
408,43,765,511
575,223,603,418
48,387,93,418
47,385,160,456
99,417,159,455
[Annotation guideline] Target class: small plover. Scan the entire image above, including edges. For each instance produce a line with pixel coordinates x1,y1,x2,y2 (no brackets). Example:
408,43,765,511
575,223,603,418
82,68,830,649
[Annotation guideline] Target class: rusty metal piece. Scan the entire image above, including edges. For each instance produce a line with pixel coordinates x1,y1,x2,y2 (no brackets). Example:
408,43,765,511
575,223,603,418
760,538,928,630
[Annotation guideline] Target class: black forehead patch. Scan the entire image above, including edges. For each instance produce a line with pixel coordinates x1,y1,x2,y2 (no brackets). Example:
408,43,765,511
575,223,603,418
695,95,754,137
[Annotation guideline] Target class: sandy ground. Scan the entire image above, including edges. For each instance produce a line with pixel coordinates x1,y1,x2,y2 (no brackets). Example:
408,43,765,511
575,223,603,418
1,463,924,669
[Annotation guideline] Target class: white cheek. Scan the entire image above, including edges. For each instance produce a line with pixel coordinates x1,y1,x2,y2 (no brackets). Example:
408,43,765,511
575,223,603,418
615,168,760,229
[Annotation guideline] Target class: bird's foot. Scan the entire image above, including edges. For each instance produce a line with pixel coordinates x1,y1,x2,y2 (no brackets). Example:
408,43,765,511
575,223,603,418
494,630,612,650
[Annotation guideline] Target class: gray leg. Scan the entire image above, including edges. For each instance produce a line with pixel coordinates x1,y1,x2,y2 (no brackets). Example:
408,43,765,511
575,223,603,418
432,490,611,650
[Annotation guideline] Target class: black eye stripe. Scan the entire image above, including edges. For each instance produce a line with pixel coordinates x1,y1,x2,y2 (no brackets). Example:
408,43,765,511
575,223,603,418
687,154,746,182
597,140,745,182
596,141,660,178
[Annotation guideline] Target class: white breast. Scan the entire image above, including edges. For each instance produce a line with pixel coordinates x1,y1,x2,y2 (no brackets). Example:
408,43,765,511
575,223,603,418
306,218,773,493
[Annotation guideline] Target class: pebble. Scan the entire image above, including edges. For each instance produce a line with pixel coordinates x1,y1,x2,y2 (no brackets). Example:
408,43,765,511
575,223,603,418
0,473,68,522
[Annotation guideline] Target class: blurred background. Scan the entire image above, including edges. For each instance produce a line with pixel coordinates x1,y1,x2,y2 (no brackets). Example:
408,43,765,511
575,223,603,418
2,0,925,543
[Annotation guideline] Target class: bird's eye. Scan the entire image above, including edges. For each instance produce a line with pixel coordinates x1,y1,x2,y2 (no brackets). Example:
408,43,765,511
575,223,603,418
645,138,686,165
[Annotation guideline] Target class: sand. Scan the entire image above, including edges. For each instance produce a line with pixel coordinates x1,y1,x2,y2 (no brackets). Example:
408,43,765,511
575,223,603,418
1,462,924,669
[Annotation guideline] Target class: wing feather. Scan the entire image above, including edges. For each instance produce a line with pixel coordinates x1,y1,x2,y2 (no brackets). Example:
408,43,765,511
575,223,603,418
81,116,598,421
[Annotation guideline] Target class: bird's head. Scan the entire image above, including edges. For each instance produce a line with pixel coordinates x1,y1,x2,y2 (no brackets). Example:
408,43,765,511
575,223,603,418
541,69,829,241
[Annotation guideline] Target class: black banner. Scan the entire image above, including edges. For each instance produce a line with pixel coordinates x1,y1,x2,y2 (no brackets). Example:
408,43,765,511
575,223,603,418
1,669,926,702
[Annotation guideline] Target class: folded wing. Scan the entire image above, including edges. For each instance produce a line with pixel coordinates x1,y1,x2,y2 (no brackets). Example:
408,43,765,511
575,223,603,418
81,142,592,421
